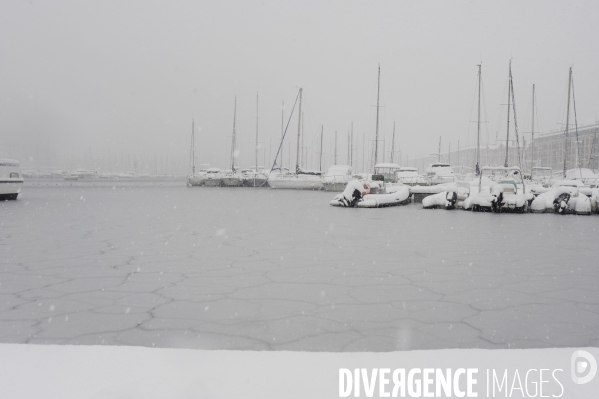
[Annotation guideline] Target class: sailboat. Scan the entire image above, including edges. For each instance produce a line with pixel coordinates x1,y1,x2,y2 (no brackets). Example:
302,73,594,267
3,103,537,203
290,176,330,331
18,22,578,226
221,96,244,187
187,120,205,187
268,88,323,190
243,93,268,187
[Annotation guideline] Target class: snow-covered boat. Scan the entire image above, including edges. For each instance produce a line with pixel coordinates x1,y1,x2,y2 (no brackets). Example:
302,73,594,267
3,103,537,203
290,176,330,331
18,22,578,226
422,181,471,210
64,174,79,181
410,183,454,203
242,169,268,187
221,171,244,187
466,166,532,213
372,163,402,184
0,159,24,200
396,166,428,186
530,180,592,215
218,96,244,188
243,94,269,188
187,120,205,187
267,88,323,190
73,169,99,179
204,168,223,187
565,168,599,188
330,178,411,208
268,169,323,190
322,165,354,192
424,162,457,185
187,171,206,187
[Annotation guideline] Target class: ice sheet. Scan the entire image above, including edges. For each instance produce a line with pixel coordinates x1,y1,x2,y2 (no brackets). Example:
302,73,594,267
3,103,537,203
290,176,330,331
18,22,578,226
1,181,598,351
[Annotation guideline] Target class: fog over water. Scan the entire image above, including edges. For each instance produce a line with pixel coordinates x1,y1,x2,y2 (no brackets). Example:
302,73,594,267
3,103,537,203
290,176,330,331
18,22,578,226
1,1,599,173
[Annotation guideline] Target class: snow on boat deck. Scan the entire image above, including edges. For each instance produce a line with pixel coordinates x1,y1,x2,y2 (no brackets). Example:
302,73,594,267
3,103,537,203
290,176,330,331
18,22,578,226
0,182,598,352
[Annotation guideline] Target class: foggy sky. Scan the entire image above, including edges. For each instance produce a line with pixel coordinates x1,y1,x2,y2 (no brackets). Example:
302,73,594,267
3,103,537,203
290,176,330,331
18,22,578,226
1,0,598,172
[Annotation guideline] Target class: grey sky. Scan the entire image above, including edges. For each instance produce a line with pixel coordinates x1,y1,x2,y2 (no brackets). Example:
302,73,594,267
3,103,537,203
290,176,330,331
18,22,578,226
1,0,598,171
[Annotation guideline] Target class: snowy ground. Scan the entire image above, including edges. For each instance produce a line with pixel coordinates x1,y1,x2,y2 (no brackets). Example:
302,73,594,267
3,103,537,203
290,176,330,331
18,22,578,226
2,344,596,398
0,180,598,351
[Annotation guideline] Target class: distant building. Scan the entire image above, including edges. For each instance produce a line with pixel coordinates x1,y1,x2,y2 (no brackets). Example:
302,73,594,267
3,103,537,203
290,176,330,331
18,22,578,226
408,123,599,176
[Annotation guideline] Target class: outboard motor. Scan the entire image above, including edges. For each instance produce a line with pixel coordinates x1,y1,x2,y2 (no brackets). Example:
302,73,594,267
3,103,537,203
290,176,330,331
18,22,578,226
336,179,367,207
553,192,570,214
348,188,363,207
445,191,458,210
491,192,504,213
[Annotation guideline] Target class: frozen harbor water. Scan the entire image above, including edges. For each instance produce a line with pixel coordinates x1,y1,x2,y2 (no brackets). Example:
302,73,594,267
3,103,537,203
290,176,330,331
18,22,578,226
1,180,598,351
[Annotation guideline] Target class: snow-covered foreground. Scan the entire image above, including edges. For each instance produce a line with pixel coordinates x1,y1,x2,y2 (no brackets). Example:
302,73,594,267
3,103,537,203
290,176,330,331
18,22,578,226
1,344,597,398
0,182,598,351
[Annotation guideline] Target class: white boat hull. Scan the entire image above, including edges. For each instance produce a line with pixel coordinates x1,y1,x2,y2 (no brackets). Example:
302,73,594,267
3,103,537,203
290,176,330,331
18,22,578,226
0,180,23,200
268,175,323,190
204,179,222,187
221,177,243,187
243,177,268,187
187,176,205,187
330,185,410,208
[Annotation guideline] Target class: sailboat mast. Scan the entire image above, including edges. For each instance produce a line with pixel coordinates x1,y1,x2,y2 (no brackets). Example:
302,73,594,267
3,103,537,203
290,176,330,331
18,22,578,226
295,88,303,172
589,128,597,169
281,100,284,170
531,84,535,173
350,122,354,168
476,64,481,173
504,60,512,167
391,121,395,163
563,67,572,177
374,65,381,173
301,112,304,168
319,125,323,171
191,119,195,175
458,140,460,170
255,93,259,172
347,130,350,165
231,96,237,172
334,130,338,165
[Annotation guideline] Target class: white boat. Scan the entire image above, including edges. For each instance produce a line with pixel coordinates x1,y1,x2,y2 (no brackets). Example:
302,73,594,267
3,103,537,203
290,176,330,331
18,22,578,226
73,169,98,179
565,168,599,188
267,88,323,190
0,159,24,200
330,179,410,208
187,173,206,187
221,170,244,187
64,174,79,181
372,163,401,183
467,166,531,213
186,120,205,187
204,168,223,187
530,180,592,215
220,97,244,187
242,169,268,187
421,181,471,210
322,165,354,192
243,94,269,188
268,170,323,190
424,162,457,184
397,166,427,186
